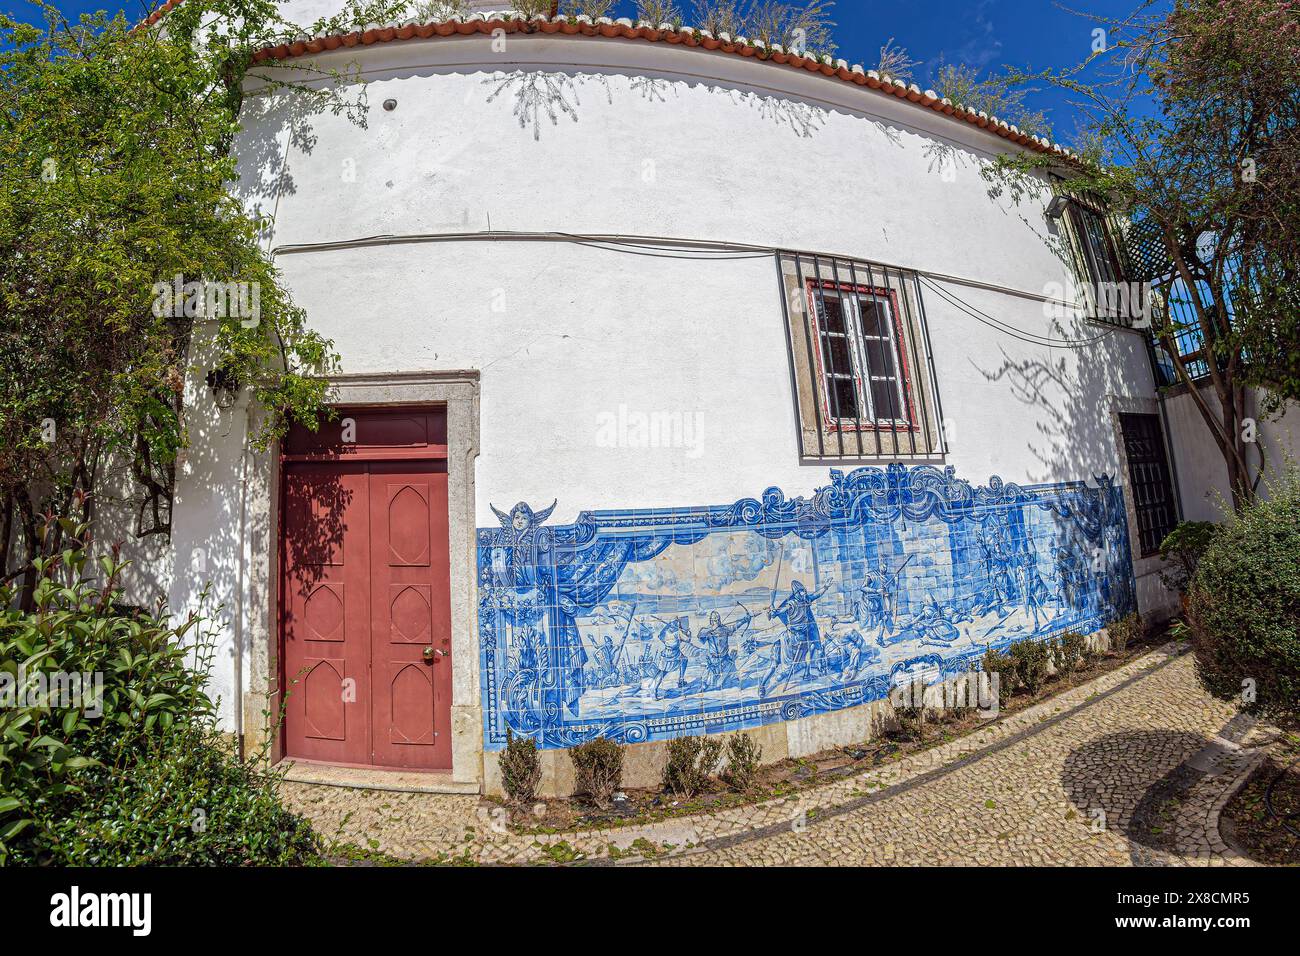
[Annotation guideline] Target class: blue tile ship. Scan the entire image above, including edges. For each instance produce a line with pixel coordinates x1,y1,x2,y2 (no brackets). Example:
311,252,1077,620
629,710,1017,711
477,464,1135,750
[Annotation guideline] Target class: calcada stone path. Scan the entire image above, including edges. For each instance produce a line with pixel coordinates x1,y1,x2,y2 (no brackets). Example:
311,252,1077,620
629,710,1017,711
281,643,1268,867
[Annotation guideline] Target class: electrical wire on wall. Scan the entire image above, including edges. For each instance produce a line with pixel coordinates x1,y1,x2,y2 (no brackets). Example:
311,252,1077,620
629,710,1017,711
554,233,773,261
271,229,1129,350
918,275,1120,350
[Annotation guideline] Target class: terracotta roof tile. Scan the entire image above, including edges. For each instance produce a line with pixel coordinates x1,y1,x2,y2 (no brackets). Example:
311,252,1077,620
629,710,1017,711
146,8,1078,162
142,0,185,27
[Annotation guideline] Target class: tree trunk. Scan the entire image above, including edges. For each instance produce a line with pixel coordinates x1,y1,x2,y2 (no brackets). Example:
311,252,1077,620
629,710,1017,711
0,490,12,585
14,487,38,613
1159,231,1259,513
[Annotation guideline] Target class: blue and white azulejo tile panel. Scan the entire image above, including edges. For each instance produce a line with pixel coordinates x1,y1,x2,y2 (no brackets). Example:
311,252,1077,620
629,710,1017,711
477,464,1135,750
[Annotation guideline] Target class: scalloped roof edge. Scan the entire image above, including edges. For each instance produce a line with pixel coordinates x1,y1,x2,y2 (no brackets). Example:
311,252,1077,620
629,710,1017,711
143,6,1081,164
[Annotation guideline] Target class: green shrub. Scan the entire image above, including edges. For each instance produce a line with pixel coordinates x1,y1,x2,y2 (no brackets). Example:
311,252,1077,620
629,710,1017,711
1107,612,1144,655
1158,520,1220,593
982,647,1016,704
661,735,722,797
1188,475,1300,732
499,728,543,806
1055,631,1087,675
569,736,623,809
408,0,471,23
721,734,762,792
891,679,929,740
635,0,681,27
1008,639,1050,695
36,728,319,865
938,675,974,722
514,0,559,19
0,533,321,864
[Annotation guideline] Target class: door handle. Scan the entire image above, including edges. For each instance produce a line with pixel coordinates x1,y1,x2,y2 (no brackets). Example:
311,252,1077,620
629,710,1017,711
423,647,449,661
423,646,435,661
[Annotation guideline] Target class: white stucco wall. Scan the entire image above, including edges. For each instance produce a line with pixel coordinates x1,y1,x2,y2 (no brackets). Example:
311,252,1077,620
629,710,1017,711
1165,386,1299,523
232,34,1155,517
153,31,1162,735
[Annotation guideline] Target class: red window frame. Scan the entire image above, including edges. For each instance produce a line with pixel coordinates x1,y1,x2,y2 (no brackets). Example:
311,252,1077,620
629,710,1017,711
805,278,919,433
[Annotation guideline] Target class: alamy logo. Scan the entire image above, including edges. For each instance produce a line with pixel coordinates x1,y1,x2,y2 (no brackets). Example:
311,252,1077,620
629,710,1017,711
889,672,1001,717
49,886,151,936
1043,279,1154,326
151,274,260,326
595,404,705,459
0,665,103,717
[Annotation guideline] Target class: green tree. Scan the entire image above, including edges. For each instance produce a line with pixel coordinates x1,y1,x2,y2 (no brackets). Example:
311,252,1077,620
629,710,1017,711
990,0,1300,510
0,0,406,601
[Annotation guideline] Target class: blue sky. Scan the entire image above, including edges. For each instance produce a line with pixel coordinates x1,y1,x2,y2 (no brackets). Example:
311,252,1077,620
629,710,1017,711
13,0,1159,143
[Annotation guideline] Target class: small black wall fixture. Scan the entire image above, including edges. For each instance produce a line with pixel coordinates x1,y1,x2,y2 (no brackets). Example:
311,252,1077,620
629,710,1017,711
205,367,241,409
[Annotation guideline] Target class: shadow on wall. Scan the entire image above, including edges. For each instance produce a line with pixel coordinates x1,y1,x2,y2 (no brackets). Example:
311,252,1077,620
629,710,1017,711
889,119,1150,495
948,160,1151,487
234,70,376,226
480,67,829,141
163,330,274,719
972,329,1143,485
245,56,945,154
173,435,244,656
234,54,1093,256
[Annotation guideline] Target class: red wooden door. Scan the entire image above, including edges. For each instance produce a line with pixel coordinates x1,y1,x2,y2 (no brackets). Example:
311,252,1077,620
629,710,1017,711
280,410,451,771
368,461,452,769
282,462,372,766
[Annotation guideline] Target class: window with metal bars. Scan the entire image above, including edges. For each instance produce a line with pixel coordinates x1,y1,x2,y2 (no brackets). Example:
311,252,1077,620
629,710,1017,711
810,281,914,429
1118,412,1178,557
778,253,946,461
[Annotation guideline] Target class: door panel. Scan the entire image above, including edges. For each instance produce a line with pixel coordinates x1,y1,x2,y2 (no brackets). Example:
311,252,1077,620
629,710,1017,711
386,483,431,566
302,583,346,642
301,658,348,740
368,462,452,769
385,662,436,745
282,463,371,765
389,585,433,644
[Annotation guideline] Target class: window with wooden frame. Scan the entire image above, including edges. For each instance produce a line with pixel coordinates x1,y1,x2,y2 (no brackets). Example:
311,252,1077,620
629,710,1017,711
1060,195,1134,327
1068,200,1124,287
778,253,946,461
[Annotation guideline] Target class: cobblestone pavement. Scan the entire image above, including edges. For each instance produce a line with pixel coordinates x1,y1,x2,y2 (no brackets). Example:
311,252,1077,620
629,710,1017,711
282,644,1270,866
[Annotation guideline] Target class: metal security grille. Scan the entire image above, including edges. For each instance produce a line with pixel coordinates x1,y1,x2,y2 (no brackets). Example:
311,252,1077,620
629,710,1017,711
1119,412,1178,556
777,252,947,461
